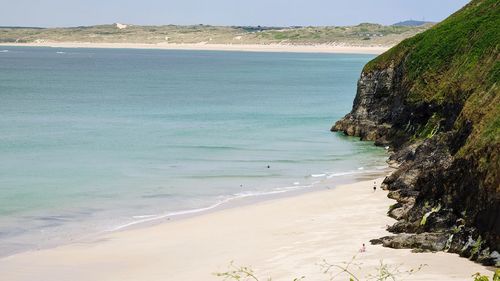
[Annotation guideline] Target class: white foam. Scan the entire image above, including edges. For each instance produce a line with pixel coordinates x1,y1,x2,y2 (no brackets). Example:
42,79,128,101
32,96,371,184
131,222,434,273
109,166,388,232
110,184,314,232
132,215,158,219
326,171,359,178
0,50,9,53
109,201,229,231
56,51,66,54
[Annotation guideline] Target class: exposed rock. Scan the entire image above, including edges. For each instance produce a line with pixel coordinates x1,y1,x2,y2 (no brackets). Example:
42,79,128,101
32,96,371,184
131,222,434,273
489,251,500,267
388,205,407,221
376,233,449,252
331,0,499,265
387,220,418,233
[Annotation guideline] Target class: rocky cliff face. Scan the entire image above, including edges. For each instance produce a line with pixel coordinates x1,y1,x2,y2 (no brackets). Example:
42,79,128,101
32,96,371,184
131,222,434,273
333,0,499,266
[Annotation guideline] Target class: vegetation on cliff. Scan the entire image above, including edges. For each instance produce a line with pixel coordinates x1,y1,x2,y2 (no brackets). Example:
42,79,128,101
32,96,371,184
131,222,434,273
365,0,499,177
333,0,499,265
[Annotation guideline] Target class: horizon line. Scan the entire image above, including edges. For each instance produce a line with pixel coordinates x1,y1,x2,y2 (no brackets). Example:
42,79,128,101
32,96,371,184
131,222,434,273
0,20,435,30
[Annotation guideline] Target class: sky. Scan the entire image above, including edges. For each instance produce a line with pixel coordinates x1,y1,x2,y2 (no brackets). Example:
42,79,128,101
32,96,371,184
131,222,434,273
0,0,470,27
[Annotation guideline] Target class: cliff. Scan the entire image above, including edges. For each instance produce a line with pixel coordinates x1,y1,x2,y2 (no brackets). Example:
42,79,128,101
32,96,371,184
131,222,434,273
332,0,499,265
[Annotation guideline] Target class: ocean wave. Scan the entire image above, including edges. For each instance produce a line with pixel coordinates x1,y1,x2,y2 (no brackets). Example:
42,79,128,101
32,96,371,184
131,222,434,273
232,184,312,198
189,145,240,150
0,50,8,53
141,193,174,199
325,171,360,178
188,173,282,179
109,166,388,232
109,183,313,232
132,214,160,219
167,144,281,152
182,158,335,164
325,167,389,179
109,202,226,231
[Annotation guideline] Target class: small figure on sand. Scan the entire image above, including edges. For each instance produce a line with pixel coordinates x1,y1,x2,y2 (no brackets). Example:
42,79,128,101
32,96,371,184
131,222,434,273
359,243,366,253
373,181,377,192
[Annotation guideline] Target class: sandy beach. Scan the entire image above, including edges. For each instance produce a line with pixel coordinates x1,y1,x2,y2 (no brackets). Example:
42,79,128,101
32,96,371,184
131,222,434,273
0,178,491,281
0,42,390,54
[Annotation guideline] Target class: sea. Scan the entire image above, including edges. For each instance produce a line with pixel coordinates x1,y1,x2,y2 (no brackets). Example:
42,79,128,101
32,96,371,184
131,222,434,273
0,47,388,256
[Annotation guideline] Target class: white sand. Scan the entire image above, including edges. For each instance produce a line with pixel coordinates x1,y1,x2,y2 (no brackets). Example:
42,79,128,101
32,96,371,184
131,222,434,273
0,42,390,54
0,178,491,281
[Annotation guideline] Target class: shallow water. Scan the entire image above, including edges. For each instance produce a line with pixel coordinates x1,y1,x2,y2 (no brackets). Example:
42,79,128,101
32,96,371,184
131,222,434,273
0,47,387,255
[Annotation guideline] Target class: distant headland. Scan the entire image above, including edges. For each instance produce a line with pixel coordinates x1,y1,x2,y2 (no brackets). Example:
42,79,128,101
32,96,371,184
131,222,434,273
0,22,432,53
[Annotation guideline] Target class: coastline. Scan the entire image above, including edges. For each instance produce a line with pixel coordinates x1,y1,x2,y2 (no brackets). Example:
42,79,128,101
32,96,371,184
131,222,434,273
0,177,491,281
0,42,390,54
0,168,390,259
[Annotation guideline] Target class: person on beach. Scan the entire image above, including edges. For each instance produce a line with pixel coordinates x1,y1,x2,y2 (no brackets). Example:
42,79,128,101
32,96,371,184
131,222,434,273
373,181,377,192
360,243,366,253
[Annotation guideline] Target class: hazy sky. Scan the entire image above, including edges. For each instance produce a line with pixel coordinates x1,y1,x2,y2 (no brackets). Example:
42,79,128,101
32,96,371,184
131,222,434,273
1,0,470,27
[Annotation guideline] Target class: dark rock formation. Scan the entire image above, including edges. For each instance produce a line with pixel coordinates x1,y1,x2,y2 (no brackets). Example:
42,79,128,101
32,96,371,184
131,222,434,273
332,0,499,267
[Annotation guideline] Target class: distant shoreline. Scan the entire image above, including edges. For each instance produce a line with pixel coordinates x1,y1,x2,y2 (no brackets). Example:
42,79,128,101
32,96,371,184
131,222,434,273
0,42,390,54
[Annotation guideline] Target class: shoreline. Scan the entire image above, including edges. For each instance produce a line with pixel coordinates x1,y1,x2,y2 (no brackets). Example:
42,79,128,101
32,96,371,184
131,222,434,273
0,176,491,281
0,42,391,54
108,168,392,232
0,168,391,259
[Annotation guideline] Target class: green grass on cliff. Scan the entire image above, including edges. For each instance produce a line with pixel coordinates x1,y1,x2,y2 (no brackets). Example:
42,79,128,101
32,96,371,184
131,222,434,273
364,0,499,184
365,0,498,103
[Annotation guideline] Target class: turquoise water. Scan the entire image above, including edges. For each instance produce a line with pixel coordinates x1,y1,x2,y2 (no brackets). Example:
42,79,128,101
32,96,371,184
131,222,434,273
0,47,387,255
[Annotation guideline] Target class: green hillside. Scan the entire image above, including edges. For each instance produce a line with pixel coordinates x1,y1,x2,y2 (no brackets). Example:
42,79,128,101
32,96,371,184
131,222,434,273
333,0,499,262
0,23,431,46
366,0,499,182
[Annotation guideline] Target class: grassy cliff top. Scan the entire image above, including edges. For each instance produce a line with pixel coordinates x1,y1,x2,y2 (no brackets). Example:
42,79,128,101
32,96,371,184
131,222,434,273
0,23,430,46
365,0,498,103
365,0,499,184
